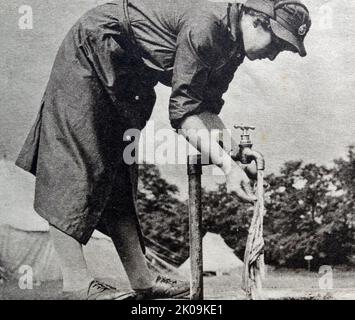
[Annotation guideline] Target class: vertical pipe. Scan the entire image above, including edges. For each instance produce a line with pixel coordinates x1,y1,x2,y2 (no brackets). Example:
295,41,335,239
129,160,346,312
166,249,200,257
188,155,203,300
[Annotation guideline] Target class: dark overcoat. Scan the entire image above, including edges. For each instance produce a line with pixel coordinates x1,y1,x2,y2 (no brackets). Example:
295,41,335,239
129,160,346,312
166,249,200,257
16,0,246,244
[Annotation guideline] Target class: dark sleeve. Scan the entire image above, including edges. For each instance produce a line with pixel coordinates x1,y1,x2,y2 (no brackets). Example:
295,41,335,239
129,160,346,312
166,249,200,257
169,15,229,129
202,62,239,118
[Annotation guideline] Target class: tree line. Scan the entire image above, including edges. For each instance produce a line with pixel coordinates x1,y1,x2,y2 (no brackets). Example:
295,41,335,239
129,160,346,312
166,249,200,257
137,146,355,270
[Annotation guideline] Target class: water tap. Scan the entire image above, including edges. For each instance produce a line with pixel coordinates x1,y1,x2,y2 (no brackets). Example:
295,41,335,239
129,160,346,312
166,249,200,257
231,125,265,171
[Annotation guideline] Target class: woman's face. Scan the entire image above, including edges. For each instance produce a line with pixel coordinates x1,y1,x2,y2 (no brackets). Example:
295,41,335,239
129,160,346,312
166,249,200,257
242,17,292,61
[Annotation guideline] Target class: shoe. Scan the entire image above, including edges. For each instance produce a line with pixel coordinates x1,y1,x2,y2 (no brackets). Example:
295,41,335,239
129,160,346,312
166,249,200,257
135,275,190,300
62,280,137,300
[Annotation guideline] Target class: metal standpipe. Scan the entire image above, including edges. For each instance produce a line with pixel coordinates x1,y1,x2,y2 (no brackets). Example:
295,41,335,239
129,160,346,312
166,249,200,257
187,154,203,300
186,125,265,300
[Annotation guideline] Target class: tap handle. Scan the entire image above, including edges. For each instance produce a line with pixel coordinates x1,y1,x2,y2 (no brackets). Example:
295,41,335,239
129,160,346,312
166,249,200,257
234,125,256,136
233,125,255,148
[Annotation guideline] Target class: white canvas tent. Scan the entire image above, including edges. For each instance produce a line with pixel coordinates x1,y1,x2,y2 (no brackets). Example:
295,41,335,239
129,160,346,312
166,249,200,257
0,224,128,282
0,159,181,282
179,233,244,277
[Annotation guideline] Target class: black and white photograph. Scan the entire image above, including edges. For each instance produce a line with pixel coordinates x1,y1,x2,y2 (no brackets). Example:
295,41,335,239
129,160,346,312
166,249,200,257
0,0,355,306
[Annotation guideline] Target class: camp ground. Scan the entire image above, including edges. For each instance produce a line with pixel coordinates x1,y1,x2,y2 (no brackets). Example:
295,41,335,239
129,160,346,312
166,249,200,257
1,159,355,300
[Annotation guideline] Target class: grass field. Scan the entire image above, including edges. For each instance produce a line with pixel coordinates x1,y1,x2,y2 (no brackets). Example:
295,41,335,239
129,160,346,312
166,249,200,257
204,267,355,300
1,268,355,300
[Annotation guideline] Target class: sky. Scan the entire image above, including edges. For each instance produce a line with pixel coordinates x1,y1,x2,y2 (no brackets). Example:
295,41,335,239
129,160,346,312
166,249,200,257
1,0,355,199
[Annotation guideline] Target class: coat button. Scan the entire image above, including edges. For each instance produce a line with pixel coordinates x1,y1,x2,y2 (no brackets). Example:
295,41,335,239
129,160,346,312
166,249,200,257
237,53,241,58
135,96,140,101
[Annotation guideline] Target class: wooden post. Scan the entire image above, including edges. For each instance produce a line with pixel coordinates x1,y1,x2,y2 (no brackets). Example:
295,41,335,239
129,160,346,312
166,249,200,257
187,155,203,300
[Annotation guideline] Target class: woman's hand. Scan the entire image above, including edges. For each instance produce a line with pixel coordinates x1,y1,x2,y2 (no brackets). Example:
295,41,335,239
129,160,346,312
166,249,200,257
179,112,257,204
236,161,258,181
225,162,257,203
